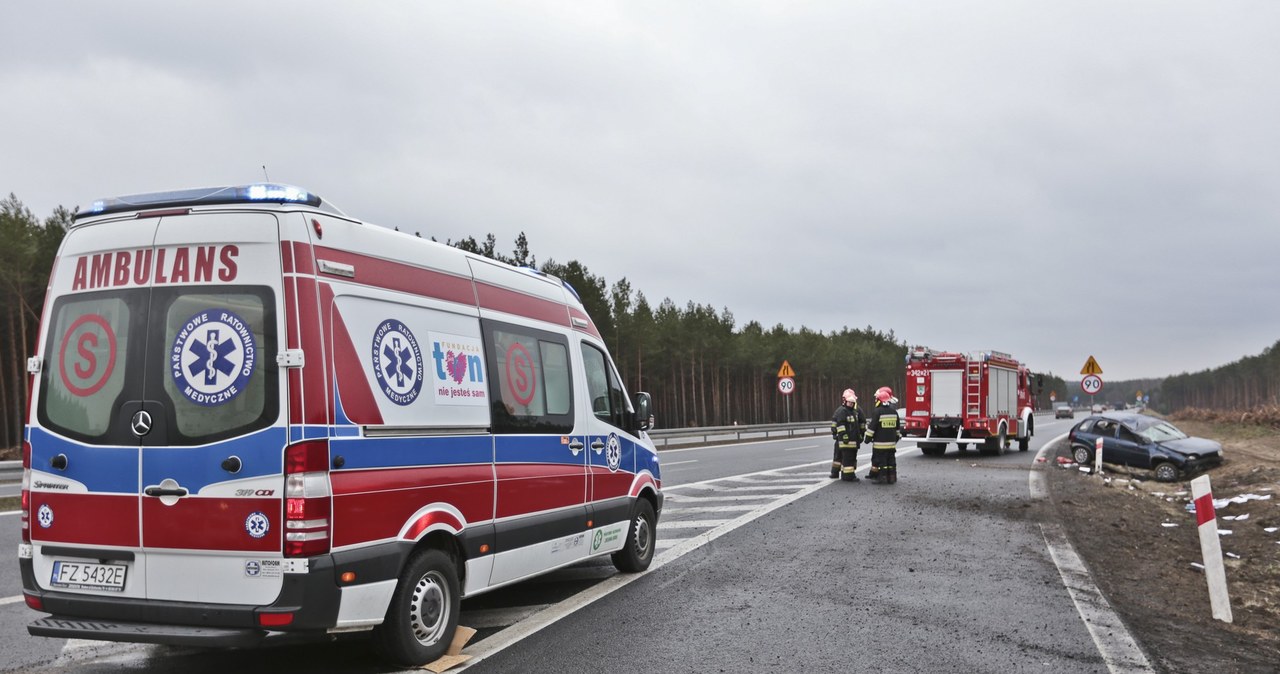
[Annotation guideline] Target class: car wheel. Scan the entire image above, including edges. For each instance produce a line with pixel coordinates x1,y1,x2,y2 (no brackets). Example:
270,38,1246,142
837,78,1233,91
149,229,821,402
371,548,461,667
1072,445,1091,465
612,498,656,573
1152,462,1180,482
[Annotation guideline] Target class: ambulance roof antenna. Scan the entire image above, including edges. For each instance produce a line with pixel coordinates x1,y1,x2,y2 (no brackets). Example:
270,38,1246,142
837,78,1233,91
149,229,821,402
262,165,270,181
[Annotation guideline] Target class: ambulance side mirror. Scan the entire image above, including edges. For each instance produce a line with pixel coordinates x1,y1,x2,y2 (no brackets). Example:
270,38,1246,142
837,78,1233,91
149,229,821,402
632,391,654,432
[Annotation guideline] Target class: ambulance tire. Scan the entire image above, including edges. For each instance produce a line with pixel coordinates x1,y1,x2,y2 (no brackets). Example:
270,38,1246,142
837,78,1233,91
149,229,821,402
612,498,656,573
372,548,461,667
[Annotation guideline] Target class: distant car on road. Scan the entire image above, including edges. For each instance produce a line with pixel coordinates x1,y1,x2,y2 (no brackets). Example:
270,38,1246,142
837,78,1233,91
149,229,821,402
1054,404,1074,419
1091,403,1105,414
1068,412,1223,481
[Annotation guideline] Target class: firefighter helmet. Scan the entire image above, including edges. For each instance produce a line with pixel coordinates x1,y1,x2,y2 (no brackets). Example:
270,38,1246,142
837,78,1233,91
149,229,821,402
842,388,857,404
875,386,897,404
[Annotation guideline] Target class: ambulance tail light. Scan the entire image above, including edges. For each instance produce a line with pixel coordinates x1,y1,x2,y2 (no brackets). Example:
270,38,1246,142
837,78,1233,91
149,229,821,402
20,440,31,543
284,440,330,558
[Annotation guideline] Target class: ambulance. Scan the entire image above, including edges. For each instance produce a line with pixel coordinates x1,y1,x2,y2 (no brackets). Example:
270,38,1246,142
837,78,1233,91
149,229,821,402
17,184,663,666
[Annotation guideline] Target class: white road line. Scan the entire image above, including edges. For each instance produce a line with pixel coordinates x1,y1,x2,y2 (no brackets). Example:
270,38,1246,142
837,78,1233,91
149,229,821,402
658,520,734,529
783,444,819,452
667,505,759,514
1031,437,1155,674
0,595,23,606
463,605,552,629
664,493,777,502
0,510,20,518
720,476,818,485
663,460,699,467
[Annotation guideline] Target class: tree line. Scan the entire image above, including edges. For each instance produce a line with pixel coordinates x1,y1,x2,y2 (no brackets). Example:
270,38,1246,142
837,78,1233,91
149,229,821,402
0,195,70,450
1160,340,1280,412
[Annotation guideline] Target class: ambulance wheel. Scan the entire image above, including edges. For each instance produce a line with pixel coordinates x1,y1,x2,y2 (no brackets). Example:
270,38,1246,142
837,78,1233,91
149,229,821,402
612,498,656,573
372,548,461,667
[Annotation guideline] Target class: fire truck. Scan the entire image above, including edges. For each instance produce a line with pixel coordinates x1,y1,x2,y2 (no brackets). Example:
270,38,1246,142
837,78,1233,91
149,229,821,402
901,346,1037,456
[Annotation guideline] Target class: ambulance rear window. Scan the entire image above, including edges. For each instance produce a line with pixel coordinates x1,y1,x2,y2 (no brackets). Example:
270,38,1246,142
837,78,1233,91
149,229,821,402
158,289,275,440
41,293,135,438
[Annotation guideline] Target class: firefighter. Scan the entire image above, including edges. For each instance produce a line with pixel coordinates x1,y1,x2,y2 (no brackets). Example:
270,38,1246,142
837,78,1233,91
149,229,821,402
863,386,902,484
829,388,864,481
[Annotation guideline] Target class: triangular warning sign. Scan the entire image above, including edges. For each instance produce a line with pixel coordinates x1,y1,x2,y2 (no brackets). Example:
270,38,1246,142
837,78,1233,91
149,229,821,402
1080,356,1103,376
777,360,795,378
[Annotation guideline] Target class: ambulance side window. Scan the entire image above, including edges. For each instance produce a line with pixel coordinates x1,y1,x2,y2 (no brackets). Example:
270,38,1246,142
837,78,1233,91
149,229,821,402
580,343,628,430
483,320,573,434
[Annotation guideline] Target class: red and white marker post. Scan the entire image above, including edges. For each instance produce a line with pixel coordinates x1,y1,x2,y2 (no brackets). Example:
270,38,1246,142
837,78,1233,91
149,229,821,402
1094,438,1104,477
1190,474,1233,623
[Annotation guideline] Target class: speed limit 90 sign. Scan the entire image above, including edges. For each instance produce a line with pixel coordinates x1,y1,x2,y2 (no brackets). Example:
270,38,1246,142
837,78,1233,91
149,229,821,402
777,377,795,395
1081,374,1104,395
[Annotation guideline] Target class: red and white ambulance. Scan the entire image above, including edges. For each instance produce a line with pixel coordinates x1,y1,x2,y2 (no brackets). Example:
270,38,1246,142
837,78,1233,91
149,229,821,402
18,184,662,666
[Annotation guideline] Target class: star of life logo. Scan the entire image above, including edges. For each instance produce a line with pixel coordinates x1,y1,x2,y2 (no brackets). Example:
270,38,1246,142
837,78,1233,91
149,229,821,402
170,309,256,406
372,319,424,406
245,512,270,539
606,433,622,472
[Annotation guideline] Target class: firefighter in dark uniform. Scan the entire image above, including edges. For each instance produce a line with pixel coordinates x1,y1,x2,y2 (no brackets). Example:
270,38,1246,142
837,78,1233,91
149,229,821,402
864,386,902,484
829,388,864,481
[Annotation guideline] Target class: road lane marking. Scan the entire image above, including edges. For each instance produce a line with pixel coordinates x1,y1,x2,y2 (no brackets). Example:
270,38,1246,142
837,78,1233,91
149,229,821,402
664,493,777,502
659,519,735,529
668,505,759,514
784,444,818,452
0,595,22,606
1031,436,1155,674
0,510,20,517
662,460,698,467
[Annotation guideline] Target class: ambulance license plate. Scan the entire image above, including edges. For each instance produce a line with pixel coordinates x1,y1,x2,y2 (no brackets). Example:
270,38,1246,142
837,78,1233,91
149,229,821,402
50,560,128,592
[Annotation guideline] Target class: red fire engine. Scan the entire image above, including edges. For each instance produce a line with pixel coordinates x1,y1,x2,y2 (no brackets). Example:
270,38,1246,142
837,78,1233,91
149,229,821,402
901,346,1037,456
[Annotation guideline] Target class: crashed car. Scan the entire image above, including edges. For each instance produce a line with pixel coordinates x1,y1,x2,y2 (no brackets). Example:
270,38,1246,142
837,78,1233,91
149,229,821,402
1054,404,1074,419
1068,412,1223,481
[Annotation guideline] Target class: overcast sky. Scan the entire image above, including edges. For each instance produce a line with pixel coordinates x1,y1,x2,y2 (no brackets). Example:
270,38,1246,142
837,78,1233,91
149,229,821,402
4,2,1278,384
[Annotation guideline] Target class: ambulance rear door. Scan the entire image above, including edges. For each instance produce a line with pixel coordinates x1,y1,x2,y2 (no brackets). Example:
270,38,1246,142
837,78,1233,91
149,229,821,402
137,211,287,604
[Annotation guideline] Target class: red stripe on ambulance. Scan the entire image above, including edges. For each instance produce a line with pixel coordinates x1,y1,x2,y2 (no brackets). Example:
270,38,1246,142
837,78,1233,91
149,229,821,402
142,497,279,551
29,493,139,547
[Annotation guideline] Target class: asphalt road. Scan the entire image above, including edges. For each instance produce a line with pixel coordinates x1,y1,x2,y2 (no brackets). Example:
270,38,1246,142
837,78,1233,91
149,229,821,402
0,414,1116,672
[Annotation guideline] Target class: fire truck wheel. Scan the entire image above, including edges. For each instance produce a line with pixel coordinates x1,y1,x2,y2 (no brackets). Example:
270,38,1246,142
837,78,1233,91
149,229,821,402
920,443,946,457
1018,436,1030,451
612,498,656,573
1152,462,1180,482
372,548,461,667
956,443,968,451
984,429,1008,456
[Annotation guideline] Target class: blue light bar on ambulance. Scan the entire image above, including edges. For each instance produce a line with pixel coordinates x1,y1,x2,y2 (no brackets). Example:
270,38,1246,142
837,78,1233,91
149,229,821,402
77,183,330,219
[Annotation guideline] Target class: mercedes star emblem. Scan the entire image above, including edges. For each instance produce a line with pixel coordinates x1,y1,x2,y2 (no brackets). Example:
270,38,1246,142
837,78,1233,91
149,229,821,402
131,410,153,437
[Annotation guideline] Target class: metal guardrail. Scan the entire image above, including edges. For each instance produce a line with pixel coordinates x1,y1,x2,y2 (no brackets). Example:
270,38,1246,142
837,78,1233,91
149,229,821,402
1,460,20,484
647,421,828,448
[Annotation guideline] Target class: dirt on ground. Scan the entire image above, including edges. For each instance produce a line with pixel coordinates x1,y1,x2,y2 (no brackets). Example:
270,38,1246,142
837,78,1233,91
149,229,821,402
1045,415,1280,673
